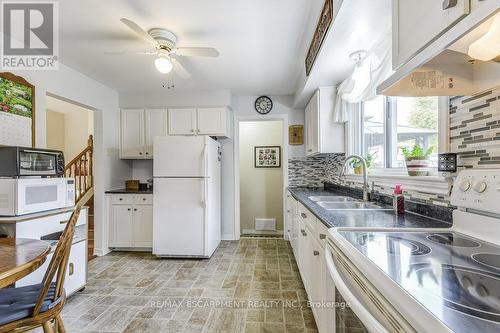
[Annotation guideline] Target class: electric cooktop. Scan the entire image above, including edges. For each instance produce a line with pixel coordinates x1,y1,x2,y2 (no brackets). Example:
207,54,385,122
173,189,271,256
340,230,500,332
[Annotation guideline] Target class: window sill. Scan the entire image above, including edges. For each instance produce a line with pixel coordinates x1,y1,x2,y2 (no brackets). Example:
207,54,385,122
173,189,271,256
343,171,451,196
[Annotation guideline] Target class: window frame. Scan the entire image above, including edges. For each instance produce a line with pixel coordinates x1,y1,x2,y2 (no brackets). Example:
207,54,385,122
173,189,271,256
356,96,448,175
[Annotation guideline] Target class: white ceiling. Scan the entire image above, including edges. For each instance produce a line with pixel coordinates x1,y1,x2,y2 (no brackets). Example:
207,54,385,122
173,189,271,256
58,0,321,96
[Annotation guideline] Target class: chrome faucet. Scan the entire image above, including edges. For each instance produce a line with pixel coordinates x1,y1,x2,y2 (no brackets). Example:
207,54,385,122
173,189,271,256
339,155,370,202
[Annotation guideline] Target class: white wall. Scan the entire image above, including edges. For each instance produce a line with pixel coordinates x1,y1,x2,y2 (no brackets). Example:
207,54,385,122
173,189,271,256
11,63,130,256
239,121,284,232
46,110,65,152
132,160,154,183
119,90,232,108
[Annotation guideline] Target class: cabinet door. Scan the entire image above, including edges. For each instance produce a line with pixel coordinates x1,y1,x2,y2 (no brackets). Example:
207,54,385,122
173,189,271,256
305,92,319,156
197,107,228,136
133,205,153,247
310,236,327,333
110,205,133,247
120,109,145,158
145,109,167,158
298,220,311,292
393,0,470,68
168,108,197,135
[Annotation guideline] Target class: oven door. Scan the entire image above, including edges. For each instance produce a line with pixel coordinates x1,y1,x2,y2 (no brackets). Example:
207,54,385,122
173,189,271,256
325,239,416,333
16,178,68,215
18,149,60,176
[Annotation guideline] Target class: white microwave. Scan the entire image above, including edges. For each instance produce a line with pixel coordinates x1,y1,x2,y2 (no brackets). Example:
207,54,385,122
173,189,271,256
0,178,75,216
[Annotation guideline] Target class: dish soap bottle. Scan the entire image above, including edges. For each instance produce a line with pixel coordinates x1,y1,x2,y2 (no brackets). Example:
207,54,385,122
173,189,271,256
393,184,405,215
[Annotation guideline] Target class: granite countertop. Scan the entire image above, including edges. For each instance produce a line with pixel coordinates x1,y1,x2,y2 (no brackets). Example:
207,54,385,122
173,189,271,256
288,187,452,229
105,189,153,194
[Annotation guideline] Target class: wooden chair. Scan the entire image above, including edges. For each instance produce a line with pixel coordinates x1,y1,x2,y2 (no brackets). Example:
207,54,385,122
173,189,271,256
0,206,81,333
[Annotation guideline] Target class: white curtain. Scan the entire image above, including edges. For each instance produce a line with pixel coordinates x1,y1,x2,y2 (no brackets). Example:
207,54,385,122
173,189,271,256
333,31,393,122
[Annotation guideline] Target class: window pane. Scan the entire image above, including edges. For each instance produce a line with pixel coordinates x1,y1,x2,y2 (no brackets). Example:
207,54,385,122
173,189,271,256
394,97,439,168
363,96,385,169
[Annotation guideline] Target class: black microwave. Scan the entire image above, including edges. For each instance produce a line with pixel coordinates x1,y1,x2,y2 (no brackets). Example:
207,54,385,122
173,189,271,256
0,147,65,177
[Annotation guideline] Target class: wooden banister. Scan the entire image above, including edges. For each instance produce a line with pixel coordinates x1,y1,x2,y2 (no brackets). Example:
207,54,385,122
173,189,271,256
65,135,93,205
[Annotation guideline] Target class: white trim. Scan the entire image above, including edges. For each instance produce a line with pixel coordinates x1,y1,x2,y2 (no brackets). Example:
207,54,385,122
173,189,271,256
241,229,284,236
344,173,451,196
233,114,289,241
221,234,236,241
438,96,450,153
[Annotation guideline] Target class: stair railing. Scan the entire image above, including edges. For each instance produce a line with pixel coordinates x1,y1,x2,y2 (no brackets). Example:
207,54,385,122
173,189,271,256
65,135,93,204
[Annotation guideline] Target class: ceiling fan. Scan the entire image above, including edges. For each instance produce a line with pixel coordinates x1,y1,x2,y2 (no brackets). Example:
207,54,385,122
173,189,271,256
106,18,220,77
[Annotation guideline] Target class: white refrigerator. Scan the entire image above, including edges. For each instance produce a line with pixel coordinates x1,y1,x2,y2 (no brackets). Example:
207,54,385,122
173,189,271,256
153,136,221,258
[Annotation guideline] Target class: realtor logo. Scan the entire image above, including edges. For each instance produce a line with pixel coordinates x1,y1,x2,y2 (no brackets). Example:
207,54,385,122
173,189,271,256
1,1,59,70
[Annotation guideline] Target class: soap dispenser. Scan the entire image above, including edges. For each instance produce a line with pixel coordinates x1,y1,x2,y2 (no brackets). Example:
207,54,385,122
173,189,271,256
393,184,405,215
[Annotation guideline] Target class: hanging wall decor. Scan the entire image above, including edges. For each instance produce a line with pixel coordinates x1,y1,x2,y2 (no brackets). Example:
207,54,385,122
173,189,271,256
305,0,333,76
289,125,304,145
0,72,35,147
254,146,281,168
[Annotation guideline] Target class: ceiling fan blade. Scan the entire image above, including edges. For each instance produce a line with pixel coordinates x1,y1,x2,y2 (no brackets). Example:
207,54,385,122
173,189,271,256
104,50,156,55
120,18,157,46
172,59,191,79
175,47,219,57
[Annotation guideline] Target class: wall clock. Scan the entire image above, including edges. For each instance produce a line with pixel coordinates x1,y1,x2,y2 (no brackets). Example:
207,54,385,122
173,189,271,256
254,96,273,114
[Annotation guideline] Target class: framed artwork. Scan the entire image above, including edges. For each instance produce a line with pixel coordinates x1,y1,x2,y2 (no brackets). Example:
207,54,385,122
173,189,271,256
289,125,304,145
305,0,333,76
255,146,281,168
0,72,35,147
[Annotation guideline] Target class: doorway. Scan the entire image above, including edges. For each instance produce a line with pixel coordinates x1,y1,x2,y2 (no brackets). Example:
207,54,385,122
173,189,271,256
238,120,285,237
45,94,96,260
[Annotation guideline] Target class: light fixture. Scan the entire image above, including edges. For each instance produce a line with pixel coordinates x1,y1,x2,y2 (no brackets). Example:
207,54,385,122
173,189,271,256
468,13,500,61
343,51,371,103
154,54,173,74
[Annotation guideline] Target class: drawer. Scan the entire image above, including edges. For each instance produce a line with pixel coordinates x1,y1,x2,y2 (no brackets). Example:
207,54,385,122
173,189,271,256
314,219,330,248
297,203,316,230
134,195,153,205
110,195,135,205
16,208,87,239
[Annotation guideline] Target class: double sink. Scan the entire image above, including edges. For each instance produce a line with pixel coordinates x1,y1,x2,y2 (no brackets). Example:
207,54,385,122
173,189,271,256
308,196,392,211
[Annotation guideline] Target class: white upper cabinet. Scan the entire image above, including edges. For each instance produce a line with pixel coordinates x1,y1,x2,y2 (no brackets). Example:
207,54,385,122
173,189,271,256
168,107,231,138
168,108,197,135
120,109,167,159
392,0,470,69
120,109,145,159
305,87,344,156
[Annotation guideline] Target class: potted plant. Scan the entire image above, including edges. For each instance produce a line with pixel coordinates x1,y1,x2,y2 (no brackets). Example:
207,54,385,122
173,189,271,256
349,152,376,174
401,145,434,176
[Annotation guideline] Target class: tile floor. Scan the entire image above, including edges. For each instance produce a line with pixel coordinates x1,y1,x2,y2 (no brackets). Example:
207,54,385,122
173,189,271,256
56,238,318,333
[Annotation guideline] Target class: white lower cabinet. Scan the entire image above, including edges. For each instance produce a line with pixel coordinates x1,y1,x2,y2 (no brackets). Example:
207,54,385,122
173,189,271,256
289,195,332,333
108,194,153,248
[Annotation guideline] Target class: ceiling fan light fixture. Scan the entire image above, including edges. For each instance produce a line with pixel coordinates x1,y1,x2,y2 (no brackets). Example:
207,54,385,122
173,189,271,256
154,55,173,74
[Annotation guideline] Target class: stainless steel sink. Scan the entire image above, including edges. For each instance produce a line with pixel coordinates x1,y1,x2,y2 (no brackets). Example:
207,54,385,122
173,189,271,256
308,196,356,202
317,202,387,210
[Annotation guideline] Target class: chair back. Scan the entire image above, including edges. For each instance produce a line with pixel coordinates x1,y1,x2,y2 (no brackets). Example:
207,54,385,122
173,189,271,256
32,206,81,316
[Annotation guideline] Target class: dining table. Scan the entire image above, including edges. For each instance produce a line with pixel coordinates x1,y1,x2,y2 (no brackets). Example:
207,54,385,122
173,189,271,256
0,238,51,288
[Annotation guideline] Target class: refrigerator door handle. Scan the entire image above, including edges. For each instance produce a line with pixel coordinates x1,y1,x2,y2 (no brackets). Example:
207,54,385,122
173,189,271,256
203,178,208,208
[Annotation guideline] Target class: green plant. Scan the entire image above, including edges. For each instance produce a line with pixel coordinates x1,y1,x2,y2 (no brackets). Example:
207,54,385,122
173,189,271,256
401,145,434,159
348,152,377,169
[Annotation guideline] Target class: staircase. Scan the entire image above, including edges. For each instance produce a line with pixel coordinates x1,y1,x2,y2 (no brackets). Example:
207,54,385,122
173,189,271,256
65,135,95,261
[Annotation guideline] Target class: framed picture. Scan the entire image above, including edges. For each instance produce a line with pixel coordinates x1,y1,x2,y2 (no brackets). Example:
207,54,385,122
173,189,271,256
255,146,281,168
305,0,333,76
289,125,304,145
0,72,35,147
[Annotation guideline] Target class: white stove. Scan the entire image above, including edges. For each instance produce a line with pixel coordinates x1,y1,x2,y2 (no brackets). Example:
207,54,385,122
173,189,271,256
326,169,500,333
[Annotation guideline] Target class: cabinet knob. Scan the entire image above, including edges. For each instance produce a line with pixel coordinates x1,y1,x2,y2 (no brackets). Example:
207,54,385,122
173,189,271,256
69,263,74,275
139,152,143,155
134,208,138,211
319,233,326,240
145,152,149,155
301,213,307,219
442,0,457,9
191,129,195,132
287,210,291,213
307,149,313,152
313,250,320,256
143,198,146,201
119,198,123,201
127,208,131,211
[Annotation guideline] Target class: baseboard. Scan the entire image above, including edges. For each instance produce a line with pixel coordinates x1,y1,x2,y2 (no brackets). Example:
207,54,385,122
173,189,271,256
241,229,284,236
221,234,236,240
94,247,111,257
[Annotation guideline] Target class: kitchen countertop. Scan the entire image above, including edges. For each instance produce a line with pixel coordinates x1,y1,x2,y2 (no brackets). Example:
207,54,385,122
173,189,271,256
0,206,88,224
288,187,452,229
105,189,153,194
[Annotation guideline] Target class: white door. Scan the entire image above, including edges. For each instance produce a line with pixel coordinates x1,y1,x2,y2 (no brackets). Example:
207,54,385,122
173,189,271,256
120,109,145,158
154,136,208,177
168,108,197,135
144,109,167,158
111,205,133,247
197,107,227,135
153,178,206,256
393,0,470,68
133,205,153,247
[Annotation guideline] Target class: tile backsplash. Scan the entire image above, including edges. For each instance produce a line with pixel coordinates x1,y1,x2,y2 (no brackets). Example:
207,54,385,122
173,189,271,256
450,86,500,168
288,154,345,187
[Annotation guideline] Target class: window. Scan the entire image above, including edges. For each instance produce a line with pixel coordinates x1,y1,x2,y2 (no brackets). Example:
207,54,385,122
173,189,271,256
362,96,439,169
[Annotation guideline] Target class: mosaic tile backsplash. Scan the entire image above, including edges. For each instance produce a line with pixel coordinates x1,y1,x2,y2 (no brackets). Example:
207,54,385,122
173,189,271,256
288,154,345,187
450,86,500,168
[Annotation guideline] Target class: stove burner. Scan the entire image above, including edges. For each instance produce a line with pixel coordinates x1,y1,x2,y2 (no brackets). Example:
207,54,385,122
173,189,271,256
472,253,500,271
413,263,500,322
356,234,431,256
427,233,480,248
